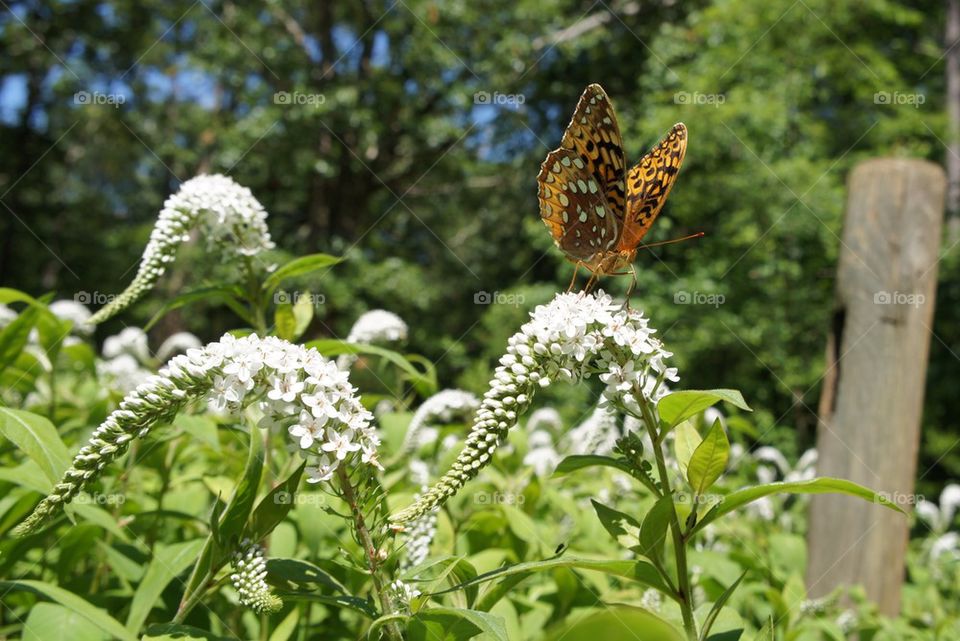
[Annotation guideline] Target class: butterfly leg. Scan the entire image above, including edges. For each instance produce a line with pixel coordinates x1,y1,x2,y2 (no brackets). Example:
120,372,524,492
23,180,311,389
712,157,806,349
584,272,598,294
566,262,582,293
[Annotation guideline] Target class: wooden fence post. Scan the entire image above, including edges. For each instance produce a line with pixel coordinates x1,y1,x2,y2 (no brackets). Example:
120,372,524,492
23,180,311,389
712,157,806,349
806,158,945,615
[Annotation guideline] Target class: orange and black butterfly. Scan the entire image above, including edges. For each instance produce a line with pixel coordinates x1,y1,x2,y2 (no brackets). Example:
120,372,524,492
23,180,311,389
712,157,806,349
537,84,693,289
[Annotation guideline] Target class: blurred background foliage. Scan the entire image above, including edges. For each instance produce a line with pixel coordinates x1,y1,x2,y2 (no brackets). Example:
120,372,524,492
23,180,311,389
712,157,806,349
0,0,955,493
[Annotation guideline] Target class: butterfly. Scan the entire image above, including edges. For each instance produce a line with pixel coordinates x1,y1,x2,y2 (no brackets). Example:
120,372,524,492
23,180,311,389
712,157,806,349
537,84,693,291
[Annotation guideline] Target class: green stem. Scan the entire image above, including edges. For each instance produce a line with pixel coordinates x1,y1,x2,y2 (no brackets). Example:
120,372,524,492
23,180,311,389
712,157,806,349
639,398,697,641
243,255,267,335
337,467,403,641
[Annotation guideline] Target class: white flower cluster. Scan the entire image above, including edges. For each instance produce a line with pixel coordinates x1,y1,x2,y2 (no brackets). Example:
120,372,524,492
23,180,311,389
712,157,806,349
89,174,274,324
525,407,563,433
564,406,620,457
48,300,94,336
399,498,438,570
524,430,561,477
337,309,409,370
400,389,480,454
14,333,372,536
393,291,676,523
231,540,282,614
388,579,421,614
98,327,204,394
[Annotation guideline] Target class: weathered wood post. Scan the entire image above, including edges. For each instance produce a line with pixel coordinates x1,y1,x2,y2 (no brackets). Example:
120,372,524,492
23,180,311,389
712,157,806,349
807,158,945,615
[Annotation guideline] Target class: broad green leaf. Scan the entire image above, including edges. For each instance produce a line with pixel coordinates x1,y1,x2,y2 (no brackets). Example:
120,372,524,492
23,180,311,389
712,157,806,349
687,420,729,497
267,557,346,593
126,539,205,632
591,500,642,549
23,603,107,641
699,571,747,641
756,617,775,641
262,253,342,294
639,495,673,562
690,478,905,536
367,613,411,640
0,579,137,641
414,555,480,609
429,554,674,600
143,623,236,640
674,422,702,478
274,302,297,341
216,427,264,545
554,454,634,477
544,606,684,641
408,607,508,641
0,303,40,373
292,293,314,337
307,339,434,392
269,608,301,641
0,407,69,486
278,591,377,618
248,462,306,542
658,390,751,430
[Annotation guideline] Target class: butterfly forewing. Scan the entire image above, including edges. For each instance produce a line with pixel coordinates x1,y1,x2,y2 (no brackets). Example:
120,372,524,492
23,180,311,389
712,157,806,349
618,123,687,251
537,147,619,261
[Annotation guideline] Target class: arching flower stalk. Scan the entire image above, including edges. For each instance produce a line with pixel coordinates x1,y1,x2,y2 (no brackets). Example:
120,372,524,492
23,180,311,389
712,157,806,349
88,174,275,324
14,333,375,536
392,290,676,524
231,540,282,614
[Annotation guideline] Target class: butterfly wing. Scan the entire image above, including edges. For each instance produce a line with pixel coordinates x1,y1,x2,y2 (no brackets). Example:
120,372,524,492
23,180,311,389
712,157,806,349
538,147,620,260
618,123,687,251
538,84,625,261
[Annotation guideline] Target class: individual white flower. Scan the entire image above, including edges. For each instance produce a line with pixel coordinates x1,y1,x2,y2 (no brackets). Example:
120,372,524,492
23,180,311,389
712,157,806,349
289,410,327,449
89,174,275,324
337,309,409,369
103,327,152,363
49,300,94,335
322,428,362,461
306,454,339,483
400,389,480,454
156,331,203,361
231,540,281,614
267,372,305,403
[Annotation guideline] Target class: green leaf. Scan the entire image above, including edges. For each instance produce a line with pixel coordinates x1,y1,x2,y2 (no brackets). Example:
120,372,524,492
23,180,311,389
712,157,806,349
307,339,435,394
266,558,347,593
408,607,508,641
0,579,137,641
274,302,297,341
0,303,40,373
292,293,314,338
429,555,674,601
126,539,205,632
690,477,906,536
216,427,264,545
262,253,342,294
699,571,747,641
0,407,70,486
143,623,236,640
248,462,306,542
591,500,642,550
367,613,411,640
674,421,702,478
687,420,729,497
23,603,108,641
639,495,673,562
756,617,775,641
277,591,377,618
554,454,634,477
544,606,684,641
658,390,751,430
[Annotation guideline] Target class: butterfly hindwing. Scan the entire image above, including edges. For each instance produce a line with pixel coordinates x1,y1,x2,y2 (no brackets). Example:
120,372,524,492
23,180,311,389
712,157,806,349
556,84,627,225
619,123,687,251
538,147,619,261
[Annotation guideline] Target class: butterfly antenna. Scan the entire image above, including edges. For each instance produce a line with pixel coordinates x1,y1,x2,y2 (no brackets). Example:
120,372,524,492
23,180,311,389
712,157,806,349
637,232,705,250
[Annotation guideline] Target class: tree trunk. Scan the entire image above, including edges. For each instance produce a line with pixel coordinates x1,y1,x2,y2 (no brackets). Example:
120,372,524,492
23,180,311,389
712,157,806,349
947,0,960,240
807,158,945,616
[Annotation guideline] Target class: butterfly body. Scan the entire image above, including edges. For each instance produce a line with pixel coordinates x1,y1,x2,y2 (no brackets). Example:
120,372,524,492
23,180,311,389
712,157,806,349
537,84,687,278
